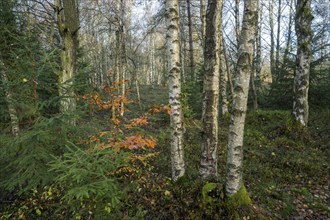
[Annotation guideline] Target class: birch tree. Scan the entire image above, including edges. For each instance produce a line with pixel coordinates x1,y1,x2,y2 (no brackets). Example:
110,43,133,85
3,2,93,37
165,0,185,181
55,0,79,124
220,3,229,114
293,0,313,126
251,0,261,111
225,0,257,196
186,0,195,80
235,0,241,51
199,0,221,181
200,0,206,52
269,0,275,81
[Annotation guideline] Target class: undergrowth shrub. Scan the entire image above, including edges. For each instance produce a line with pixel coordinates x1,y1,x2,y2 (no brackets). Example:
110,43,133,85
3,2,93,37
0,116,84,194
49,144,129,219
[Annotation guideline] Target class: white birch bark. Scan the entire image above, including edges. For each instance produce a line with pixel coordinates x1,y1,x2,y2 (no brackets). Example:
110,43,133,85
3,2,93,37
165,0,185,181
235,0,241,50
186,0,195,80
200,0,206,53
220,3,228,115
293,0,313,126
225,0,258,195
199,0,221,181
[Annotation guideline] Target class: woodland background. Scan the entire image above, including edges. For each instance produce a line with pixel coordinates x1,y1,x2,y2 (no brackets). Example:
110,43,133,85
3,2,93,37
0,0,329,219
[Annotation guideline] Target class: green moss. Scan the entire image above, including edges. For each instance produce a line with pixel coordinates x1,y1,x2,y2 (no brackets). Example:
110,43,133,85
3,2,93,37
201,182,217,205
225,185,252,214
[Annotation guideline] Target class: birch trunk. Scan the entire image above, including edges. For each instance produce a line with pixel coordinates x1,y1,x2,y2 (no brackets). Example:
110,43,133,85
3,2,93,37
186,0,195,80
255,0,263,84
0,61,19,136
200,0,206,53
199,0,221,181
235,0,241,51
225,0,257,196
269,0,275,81
293,0,313,126
165,0,185,181
223,38,234,98
179,0,186,83
120,0,126,116
220,3,228,115
275,0,282,75
251,0,261,111
55,0,79,125
282,0,294,69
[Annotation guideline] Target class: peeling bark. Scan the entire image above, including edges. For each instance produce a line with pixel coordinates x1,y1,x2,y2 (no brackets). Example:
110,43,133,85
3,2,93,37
165,0,185,181
226,0,257,196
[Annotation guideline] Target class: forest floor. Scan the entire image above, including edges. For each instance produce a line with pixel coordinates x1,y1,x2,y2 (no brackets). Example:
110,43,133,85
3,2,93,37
0,85,329,219
122,85,330,219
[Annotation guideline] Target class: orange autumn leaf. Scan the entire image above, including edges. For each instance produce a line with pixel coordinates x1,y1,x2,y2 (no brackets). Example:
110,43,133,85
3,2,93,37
112,118,121,125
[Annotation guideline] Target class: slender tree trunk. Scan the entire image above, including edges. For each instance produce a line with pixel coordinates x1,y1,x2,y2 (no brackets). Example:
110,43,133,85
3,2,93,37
225,0,257,196
255,0,263,84
120,33,126,116
275,0,282,74
235,0,241,51
250,70,258,111
186,0,195,80
120,0,126,116
200,0,206,53
0,61,19,136
179,0,186,83
251,0,261,111
165,0,185,181
269,0,275,82
293,0,313,126
113,28,120,118
282,0,294,69
219,3,228,115
55,0,79,125
223,38,234,98
199,0,221,181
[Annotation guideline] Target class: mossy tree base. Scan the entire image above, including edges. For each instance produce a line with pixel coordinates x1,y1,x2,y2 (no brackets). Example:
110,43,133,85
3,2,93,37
225,185,252,219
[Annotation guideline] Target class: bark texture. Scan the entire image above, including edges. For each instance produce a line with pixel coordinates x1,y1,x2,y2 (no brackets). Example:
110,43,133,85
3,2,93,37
219,3,228,115
255,0,263,83
55,0,79,123
165,0,185,181
293,0,313,126
275,0,282,73
251,0,261,111
235,0,241,50
200,0,221,181
225,0,257,196
186,0,195,80
120,0,127,116
200,0,206,52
